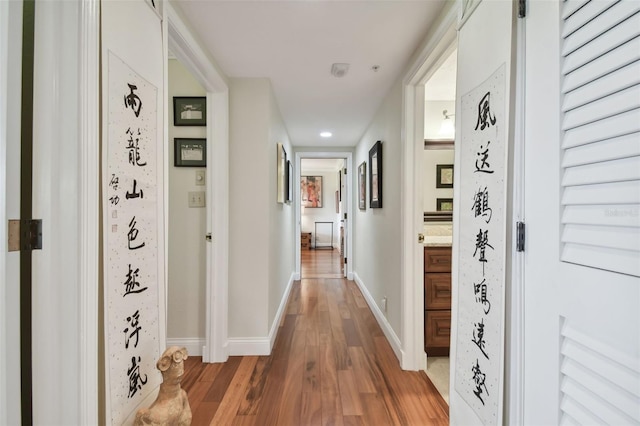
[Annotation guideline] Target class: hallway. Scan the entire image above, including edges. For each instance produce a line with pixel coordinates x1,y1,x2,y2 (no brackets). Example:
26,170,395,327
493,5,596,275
181,250,448,425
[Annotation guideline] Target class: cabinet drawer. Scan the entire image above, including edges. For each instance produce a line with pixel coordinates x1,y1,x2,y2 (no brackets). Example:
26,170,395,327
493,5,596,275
425,273,451,310
424,247,452,272
425,311,451,348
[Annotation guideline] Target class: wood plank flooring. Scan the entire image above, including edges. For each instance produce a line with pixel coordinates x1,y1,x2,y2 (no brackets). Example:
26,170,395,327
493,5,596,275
181,249,449,425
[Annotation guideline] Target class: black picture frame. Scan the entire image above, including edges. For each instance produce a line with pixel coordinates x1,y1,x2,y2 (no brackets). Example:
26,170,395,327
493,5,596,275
369,140,383,208
286,160,293,204
436,164,454,188
174,138,206,167
173,96,206,126
436,198,454,212
358,161,366,210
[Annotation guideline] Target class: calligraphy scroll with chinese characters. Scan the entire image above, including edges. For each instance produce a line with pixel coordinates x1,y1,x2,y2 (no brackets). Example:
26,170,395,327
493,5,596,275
105,52,162,425
454,64,507,424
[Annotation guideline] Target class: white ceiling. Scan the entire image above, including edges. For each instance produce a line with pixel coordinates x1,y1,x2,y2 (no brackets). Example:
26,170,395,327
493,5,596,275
174,0,448,147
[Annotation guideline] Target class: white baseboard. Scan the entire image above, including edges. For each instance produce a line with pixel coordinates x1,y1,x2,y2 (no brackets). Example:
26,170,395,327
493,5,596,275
227,338,271,356
269,272,295,350
352,272,404,363
228,272,296,356
166,337,205,357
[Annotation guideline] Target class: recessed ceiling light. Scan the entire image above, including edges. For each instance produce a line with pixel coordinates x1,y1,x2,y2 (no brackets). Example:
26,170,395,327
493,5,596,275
320,132,332,138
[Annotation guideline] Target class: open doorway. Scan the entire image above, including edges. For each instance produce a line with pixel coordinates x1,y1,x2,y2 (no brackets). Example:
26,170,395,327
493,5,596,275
299,158,345,279
295,151,353,282
422,48,457,404
166,57,208,357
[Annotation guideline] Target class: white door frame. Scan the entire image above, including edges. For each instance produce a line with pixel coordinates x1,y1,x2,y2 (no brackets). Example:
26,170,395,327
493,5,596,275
295,151,353,281
400,4,457,371
166,3,230,363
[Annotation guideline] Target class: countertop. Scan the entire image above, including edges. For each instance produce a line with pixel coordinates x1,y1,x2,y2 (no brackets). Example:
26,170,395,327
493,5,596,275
423,223,453,247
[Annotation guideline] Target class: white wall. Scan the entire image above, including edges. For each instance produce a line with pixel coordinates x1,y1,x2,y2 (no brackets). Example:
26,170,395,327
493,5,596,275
353,78,404,338
268,88,295,328
425,100,455,139
229,78,294,340
167,59,206,341
423,149,455,211
300,164,341,248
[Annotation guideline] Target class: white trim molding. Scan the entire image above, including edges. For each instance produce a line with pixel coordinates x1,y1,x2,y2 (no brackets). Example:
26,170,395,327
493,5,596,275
166,2,230,364
229,272,295,356
353,273,403,362
166,338,206,357
79,0,100,424
269,272,296,350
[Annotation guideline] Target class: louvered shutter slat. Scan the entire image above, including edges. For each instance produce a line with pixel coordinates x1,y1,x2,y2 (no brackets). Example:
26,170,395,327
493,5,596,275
562,12,640,75
562,133,640,167
563,36,640,95
561,0,640,278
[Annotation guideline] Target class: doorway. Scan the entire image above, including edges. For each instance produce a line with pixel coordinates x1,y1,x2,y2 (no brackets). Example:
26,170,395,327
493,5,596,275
422,47,457,404
166,57,208,357
167,2,230,363
299,158,345,279
295,152,353,282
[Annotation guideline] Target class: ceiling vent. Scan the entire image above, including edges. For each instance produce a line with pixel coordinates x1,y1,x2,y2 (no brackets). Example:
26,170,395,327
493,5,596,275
331,63,350,78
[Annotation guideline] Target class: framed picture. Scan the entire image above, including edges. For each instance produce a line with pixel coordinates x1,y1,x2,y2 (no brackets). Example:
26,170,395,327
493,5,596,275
174,138,206,167
358,161,366,210
286,160,293,204
173,96,206,126
301,176,322,208
277,143,286,204
369,140,383,208
437,198,454,212
436,164,454,188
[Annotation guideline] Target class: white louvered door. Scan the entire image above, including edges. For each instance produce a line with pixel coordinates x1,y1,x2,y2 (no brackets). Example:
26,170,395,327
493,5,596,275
523,0,640,424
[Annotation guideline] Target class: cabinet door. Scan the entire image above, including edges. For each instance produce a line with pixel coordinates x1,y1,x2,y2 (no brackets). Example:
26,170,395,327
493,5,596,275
424,247,452,272
425,310,451,348
425,273,452,310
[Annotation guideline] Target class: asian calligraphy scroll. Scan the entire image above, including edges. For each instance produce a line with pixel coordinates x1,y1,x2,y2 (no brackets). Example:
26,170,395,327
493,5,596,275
104,52,162,425
454,64,507,424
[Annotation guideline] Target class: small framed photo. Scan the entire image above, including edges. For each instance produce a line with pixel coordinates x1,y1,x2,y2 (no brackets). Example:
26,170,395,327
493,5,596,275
436,164,454,188
174,138,206,167
173,96,206,126
436,198,454,212
369,140,383,208
358,161,366,210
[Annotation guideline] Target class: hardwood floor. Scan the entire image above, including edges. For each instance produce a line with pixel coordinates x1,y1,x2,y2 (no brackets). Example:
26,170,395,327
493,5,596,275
181,250,449,425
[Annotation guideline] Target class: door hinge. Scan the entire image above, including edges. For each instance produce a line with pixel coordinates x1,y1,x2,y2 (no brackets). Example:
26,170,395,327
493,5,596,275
343,167,347,175
344,257,347,264
516,221,525,252
344,213,347,220
8,219,43,251
418,233,425,244
518,0,526,18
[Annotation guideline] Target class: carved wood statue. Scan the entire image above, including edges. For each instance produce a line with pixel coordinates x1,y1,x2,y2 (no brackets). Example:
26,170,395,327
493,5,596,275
133,346,192,426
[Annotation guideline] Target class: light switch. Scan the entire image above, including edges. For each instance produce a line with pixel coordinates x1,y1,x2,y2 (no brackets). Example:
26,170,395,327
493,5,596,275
195,170,205,186
188,191,205,208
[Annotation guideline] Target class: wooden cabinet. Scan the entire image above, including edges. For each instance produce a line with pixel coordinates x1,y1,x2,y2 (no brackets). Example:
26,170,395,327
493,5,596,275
424,246,451,356
301,232,311,250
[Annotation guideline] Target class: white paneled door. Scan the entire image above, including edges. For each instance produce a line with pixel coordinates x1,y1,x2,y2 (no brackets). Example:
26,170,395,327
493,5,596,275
524,1,640,424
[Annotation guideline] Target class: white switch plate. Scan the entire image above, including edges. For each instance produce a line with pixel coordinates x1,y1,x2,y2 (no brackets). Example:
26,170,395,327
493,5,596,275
188,191,205,208
195,170,205,186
